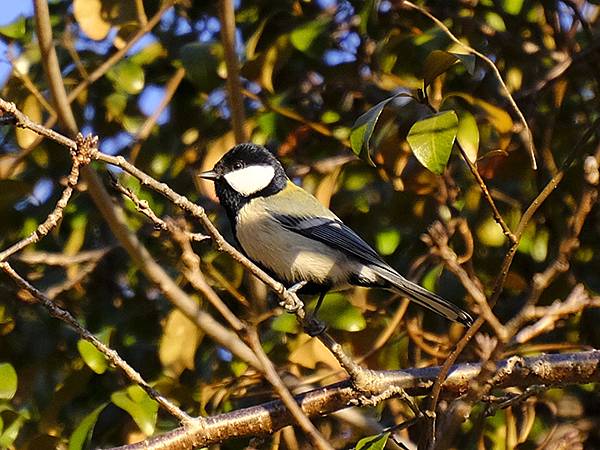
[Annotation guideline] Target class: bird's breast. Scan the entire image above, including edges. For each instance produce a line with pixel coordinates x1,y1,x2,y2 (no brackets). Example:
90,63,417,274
235,197,354,286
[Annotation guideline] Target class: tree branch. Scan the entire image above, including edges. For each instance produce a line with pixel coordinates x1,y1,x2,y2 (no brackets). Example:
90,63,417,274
105,350,600,449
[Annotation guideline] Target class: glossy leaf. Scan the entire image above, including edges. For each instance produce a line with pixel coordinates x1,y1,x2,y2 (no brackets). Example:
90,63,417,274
423,50,475,88
108,60,145,95
0,415,26,448
0,16,26,39
350,96,396,166
111,386,158,436
271,312,299,334
356,432,390,449
77,328,112,375
314,293,366,332
457,110,480,163
0,363,17,400
407,111,458,174
68,404,107,450
290,17,330,54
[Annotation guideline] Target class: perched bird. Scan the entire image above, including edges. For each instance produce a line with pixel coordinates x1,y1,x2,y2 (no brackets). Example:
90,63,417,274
199,143,473,327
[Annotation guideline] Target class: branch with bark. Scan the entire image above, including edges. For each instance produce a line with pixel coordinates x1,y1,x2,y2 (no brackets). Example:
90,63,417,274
107,350,600,449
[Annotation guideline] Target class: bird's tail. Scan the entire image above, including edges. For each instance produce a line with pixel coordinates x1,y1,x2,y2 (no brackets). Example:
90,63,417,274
373,266,473,326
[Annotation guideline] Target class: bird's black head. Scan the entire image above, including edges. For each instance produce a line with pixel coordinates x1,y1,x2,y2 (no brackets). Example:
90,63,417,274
198,143,288,221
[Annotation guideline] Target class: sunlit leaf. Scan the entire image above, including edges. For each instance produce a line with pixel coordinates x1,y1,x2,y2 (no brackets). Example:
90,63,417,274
111,386,158,436
159,309,202,377
73,0,111,40
107,60,145,95
485,12,507,32
0,363,17,400
356,432,390,449
407,111,458,174
457,110,479,163
260,35,292,92
290,17,330,55
77,328,112,375
0,16,26,39
271,312,299,334
477,217,506,247
130,42,166,66
0,415,26,448
16,95,42,149
449,92,513,134
313,293,366,332
68,404,107,450
375,228,401,256
503,0,524,14
350,96,397,166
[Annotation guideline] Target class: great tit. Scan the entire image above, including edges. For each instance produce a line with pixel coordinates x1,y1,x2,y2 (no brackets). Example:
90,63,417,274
199,143,473,327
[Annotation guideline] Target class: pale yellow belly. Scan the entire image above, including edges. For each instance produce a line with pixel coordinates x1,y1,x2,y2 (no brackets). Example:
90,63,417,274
236,207,353,286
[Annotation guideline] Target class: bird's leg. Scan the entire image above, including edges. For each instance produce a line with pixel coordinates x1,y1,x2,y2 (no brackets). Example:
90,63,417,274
278,281,306,313
304,290,328,337
287,280,307,295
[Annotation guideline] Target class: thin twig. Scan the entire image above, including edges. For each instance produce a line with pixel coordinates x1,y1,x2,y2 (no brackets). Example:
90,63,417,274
246,329,335,450
105,350,600,449
0,261,195,425
401,0,538,169
129,67,186,163
0,96,262,371
423,117,600,448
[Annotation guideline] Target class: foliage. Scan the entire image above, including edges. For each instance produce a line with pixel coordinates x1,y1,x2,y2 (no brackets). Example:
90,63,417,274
0,0,599,448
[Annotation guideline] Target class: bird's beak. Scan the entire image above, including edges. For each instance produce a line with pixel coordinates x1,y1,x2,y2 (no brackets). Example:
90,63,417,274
198,170,219,180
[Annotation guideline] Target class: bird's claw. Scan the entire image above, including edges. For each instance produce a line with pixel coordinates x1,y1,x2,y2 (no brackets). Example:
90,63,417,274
287,281,307,295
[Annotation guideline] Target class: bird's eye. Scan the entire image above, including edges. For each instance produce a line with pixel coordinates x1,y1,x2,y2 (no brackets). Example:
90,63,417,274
233,161,244,170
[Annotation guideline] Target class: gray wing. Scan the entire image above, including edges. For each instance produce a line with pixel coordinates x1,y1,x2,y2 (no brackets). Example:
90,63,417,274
274,214,388,267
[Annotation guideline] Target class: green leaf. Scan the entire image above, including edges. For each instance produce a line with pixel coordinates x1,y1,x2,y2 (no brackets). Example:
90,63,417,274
77,328,112,375
313,293,366,332
0,363,17,400
423,50,475,88
375,228,401,256
111,386,158,436
0,415,26,448
423,50,460,88
68,404,107,450
453,53,476,75
350,96,397,166
456,110,479,163
290,17,330,55
356,432,390,449
130,42,166,66
0,16,26,39
179,42,221,91
271,312,299,334
407,111,458,174
358,0,378,35
107,60,145,95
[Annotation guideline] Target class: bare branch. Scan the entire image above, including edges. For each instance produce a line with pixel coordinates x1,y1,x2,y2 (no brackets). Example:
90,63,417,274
0,262,195,425
105,350,600,449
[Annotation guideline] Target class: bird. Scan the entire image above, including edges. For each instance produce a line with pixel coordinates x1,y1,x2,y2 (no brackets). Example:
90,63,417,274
198,143,473,328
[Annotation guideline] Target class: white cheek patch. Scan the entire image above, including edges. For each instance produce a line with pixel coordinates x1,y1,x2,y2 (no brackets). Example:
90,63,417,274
224,165,276,196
